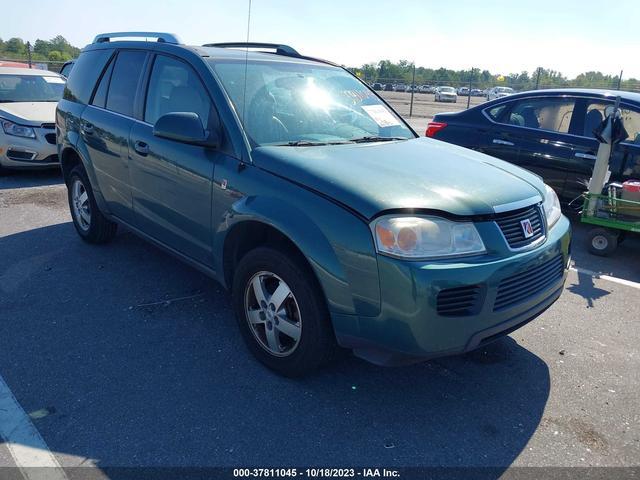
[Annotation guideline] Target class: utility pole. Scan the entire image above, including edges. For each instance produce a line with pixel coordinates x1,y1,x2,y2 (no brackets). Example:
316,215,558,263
617,70,623,90
535,67,542,90
467,68,473,109
26,41,32,68
409,62,416,118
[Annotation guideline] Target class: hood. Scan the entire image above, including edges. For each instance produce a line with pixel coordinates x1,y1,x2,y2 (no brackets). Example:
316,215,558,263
253,138,545,219
0,102,57,126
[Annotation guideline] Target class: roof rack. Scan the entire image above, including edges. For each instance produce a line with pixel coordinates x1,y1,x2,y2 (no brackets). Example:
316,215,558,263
93,32,182,45
203,42,300,57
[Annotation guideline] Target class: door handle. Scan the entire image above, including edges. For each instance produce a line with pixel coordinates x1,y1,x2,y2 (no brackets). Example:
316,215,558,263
575,152,597,160
492,138,514,146
134,141,149,156
81,123,94,135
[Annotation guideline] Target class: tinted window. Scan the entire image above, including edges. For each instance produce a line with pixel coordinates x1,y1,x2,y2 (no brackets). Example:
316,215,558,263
504,98,574,133
106,51,147,117
63,49,112,104
487,104,507,120
144,55,211,126
91,58,114,109
583,100,640,144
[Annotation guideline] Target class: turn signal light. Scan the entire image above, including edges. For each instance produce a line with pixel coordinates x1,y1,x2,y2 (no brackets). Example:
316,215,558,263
425,122,447,137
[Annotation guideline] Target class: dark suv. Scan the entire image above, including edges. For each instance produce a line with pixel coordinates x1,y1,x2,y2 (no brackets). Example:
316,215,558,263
57,32,571,376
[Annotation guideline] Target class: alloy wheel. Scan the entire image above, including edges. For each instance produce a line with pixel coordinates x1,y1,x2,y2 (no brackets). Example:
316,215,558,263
244,271,302,357
71,178,91,231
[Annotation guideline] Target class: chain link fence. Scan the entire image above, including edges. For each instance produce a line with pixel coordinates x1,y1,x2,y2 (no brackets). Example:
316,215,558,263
3,56,637,121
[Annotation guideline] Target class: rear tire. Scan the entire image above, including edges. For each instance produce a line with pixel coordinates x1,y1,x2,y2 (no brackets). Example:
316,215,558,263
587,227,618,256
67,166,117,244
232,246,336,377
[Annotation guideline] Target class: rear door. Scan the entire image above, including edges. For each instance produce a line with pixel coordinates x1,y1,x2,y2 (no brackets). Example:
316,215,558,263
81,49,148,223
568,99,640,201
484,96,579,197
128,53,219,265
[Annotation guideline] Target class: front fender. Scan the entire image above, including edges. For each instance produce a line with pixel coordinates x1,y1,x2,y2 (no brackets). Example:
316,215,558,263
213,191,381,320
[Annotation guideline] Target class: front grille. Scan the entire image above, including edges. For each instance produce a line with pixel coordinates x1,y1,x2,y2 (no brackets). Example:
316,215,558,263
495,205,545,249
437,285,482,317
44,133,56,144
494,255,564,311
41,123,55,129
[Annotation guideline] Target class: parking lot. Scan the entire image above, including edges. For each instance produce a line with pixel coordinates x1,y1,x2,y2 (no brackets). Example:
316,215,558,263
1,156,639,478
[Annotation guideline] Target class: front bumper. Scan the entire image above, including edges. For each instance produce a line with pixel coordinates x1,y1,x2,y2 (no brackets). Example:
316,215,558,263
335,215,571,365
0,127,59,169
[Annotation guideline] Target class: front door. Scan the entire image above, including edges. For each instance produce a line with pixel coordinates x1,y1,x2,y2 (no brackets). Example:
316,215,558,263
129,54,218,265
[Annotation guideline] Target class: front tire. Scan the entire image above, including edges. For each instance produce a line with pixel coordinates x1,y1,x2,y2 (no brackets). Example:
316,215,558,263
587,227,618,256
232,247,336,377
67,166,117,244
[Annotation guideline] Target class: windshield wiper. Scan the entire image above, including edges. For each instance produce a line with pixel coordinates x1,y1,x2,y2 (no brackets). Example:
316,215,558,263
274,140,352,147
348,136,408,143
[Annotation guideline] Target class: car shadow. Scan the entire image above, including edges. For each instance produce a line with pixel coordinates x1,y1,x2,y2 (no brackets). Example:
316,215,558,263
0,168,64,190
0,222,550,477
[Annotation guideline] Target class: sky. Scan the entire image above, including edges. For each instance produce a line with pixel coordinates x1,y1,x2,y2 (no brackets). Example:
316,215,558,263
2,0,638,78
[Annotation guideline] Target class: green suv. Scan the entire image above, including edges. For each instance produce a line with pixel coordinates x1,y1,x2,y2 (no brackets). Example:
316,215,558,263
56,32,571,376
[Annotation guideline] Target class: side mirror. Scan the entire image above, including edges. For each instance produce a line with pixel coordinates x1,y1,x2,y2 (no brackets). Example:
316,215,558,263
153,112,219,148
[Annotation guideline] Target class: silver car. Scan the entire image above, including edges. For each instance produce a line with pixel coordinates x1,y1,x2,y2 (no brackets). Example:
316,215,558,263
0,67,65,173
486,86,514,101
434,86,457,103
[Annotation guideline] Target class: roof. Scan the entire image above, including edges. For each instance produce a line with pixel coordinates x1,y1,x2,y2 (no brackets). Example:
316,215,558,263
0,66,62,77
511,88,640,104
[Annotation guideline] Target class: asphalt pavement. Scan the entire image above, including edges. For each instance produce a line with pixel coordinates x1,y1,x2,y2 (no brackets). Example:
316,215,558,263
0,169,639,479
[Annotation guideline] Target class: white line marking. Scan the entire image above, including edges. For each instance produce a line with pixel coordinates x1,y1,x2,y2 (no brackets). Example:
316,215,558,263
570,266,640,290
0,373,68,480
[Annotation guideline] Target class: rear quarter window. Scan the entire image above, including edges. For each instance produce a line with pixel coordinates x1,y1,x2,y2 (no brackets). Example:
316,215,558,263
63,49,113,104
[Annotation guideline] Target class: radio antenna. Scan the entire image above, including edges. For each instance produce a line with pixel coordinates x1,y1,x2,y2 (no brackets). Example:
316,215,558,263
242,0,252,127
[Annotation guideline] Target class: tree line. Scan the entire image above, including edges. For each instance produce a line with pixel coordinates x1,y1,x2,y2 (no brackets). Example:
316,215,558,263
0,36,80,63
351,60,638,91
1,36,635,91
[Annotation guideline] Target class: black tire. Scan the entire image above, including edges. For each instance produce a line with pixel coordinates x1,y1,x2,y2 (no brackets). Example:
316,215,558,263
587,227,618,256
67,166,117,244
232,246,336,377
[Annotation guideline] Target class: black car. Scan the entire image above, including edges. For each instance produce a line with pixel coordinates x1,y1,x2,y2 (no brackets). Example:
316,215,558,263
383,83,394,91
59,59,75,78
427,89,640,203
372,82,383,91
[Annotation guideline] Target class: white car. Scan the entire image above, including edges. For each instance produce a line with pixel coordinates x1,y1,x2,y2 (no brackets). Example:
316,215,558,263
434,86,457,103
486,86,514,101
0,67,65,173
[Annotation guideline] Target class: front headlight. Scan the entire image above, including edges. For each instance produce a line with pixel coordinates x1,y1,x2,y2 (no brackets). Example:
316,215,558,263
372,215,486,259
542,184,561,228
1,119,36,139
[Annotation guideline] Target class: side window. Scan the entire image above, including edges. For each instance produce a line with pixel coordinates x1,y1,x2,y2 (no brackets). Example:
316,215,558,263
582,101,640,144
144,55,211,127
60,63,73,78
503,98,575,133
486,104,507,121
106,51,147,117
620,107,640,144
91,58,114,109
63,49,112,104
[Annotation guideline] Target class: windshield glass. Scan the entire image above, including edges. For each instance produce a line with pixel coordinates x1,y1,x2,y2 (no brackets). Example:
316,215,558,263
0,74,65,102
210,59,414,146
440,87,455,93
